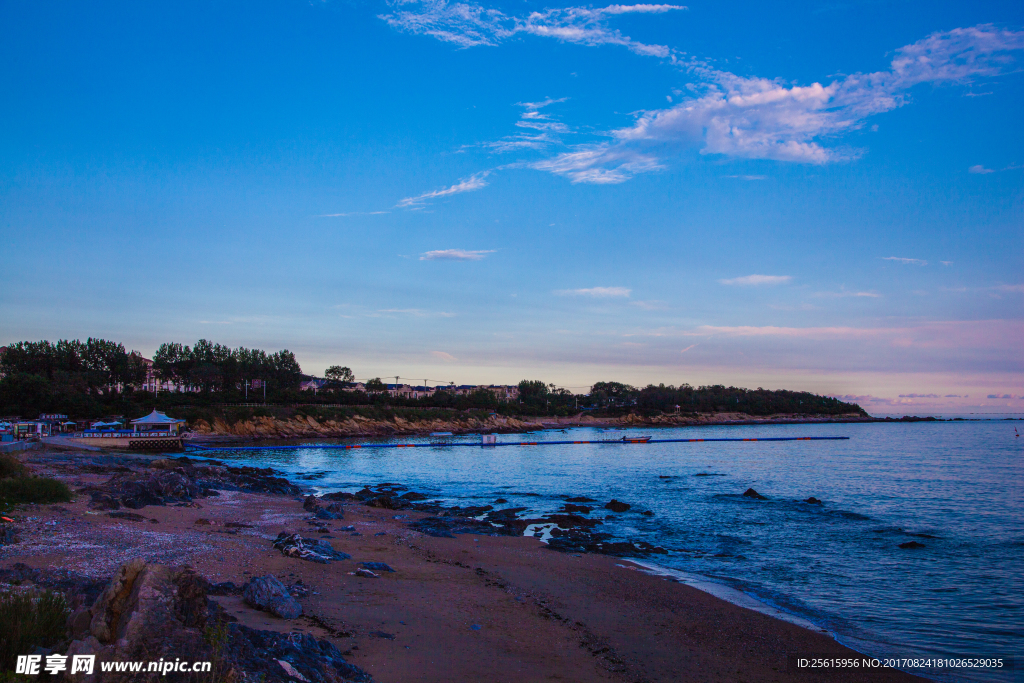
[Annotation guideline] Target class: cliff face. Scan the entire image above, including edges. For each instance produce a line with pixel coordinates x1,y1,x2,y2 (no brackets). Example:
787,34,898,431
188,411,870,438
189,413,535,438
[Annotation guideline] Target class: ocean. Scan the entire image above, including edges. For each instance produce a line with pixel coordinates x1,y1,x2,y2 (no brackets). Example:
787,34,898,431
206,420,1024,682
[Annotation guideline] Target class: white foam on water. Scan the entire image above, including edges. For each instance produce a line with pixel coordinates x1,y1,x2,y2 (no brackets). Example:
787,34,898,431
621,559,832,635
523,523,558,542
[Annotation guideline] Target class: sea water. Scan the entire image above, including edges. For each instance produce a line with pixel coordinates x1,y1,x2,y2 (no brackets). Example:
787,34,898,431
212,421,1023,682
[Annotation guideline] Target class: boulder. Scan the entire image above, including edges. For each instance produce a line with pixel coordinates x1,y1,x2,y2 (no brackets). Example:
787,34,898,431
400,491,428,501
242,575,304,620
604,499,631,513
803,497,823,505
899,541,926,549
742,488,767,500
561,503,592,514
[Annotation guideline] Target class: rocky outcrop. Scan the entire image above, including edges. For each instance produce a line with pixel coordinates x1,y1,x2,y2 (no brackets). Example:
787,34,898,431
191,413,535,439
742,488,767,500
603,499,631,513
60,559,372,682
83,458,299,511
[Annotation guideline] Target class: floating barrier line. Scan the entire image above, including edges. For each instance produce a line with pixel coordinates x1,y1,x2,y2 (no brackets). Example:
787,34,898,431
188,435,849,453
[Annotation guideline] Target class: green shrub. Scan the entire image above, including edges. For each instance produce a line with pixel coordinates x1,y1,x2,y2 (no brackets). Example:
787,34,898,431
0,455,27,479
0,590,70,671
0,478,72,506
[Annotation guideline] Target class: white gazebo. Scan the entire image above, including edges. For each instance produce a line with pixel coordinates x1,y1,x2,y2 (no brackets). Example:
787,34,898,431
130,410,186,435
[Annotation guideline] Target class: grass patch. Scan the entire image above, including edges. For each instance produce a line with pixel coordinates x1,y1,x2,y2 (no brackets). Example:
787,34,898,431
0,477,71,506
0,590,70,672
0,455,27,479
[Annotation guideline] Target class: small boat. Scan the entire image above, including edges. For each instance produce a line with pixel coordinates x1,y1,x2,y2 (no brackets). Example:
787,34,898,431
622,435,652,443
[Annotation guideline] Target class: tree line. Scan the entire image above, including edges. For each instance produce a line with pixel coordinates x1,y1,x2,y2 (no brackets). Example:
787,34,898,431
0,337,865,418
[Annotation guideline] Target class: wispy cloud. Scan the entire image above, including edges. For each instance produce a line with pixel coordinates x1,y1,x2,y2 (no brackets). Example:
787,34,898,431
719,274,792,286
723,175,767,180
969,164,995,174
554,286,632,297
899,393,939,398
532,145,662,183
987,394,1023,399
485,98,572,152
380,1,686,56
419,249,496,261
318,211,390,217
397,172,491,208
814,289,882,298
993,284,1024,294
373,308,457,317
431,351,458,361
883,256,928,265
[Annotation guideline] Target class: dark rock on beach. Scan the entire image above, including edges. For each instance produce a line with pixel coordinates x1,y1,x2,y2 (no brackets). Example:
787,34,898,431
242,575,303,619
360,562,395,572
742,488,767,500
408,516,503,538
273,532,352,563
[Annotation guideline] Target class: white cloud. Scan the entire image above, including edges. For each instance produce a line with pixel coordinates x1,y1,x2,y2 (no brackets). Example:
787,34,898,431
419,249,496,260
554,286,632,297
431,351,458,361
883,256,928,265
380,1,685,56
536,25,1024,179
397,172,490,208
969,164,995,174
719,274,792,286
993,284,1024,293
532,145,662,183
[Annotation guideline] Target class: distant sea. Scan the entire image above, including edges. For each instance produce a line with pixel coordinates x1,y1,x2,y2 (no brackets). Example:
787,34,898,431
212,421,1023,682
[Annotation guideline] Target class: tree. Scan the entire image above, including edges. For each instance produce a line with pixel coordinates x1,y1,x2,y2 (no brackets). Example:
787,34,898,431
325,366,354,384
365,378,385,393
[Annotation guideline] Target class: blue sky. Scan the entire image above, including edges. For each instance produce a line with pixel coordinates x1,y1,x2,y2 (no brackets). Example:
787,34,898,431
1,0,1022,412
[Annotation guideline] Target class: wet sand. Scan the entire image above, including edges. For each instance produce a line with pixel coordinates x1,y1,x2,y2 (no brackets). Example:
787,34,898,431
2,449,923,683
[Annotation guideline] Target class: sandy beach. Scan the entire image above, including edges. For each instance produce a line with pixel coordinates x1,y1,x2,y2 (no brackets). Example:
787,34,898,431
0,447,925,682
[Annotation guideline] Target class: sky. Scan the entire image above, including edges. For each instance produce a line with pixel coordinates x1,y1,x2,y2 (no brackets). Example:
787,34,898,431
1,0,1022,414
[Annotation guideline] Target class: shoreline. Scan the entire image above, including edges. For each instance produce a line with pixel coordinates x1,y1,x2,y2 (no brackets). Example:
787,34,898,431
183,412,883,443
1,447,927,682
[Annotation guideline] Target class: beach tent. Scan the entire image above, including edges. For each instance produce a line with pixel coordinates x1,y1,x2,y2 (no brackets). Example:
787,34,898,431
130,410,186,435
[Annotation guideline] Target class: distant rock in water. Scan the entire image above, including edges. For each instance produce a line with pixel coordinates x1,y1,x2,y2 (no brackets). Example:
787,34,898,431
604,499,631,513
493,498,508,504
561,503,592,514
565,496,597,503
803,497,823,505
742,488,767,500
899,541,926,549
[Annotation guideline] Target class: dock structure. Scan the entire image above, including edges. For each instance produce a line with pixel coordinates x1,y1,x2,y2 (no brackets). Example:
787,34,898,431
188,435,849,453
